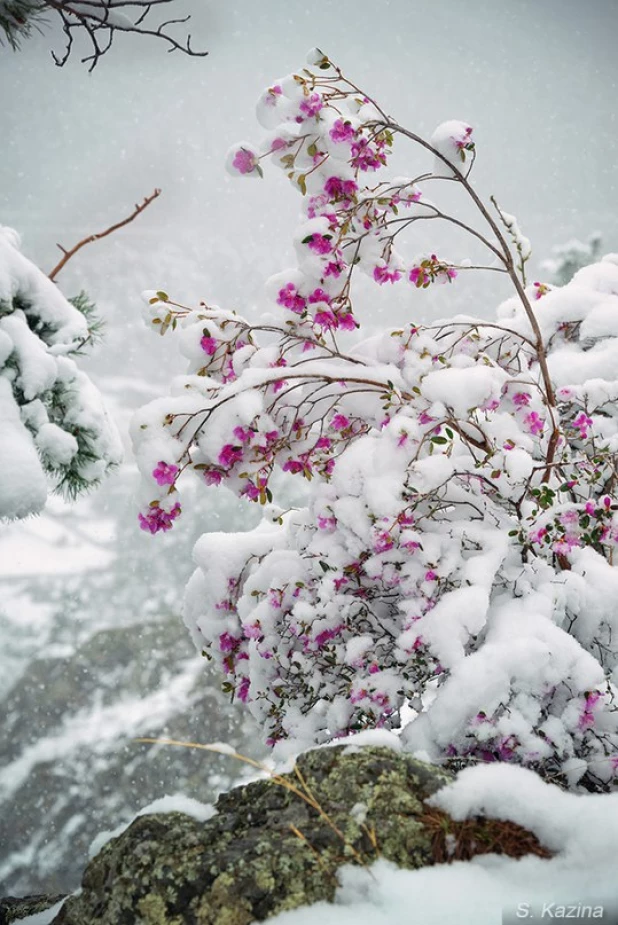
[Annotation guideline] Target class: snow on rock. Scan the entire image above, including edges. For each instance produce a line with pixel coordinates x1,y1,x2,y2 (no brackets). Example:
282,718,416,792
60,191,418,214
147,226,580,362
267,763,618,924
89,794,216,859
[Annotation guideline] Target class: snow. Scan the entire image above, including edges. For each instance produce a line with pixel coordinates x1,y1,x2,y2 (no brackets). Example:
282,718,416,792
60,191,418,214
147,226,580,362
0,377,48,519
89,794,216,859
18,900,67,925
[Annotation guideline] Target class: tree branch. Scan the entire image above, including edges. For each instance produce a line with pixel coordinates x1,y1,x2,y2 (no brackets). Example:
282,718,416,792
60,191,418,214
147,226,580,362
48,187,161,280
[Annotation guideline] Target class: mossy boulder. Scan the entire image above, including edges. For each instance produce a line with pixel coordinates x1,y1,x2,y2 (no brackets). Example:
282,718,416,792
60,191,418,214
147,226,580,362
50,745,550,925
52,746,451,924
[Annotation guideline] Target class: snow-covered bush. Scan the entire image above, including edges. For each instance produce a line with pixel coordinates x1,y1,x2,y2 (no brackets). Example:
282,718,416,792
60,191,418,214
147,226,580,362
133,51,618,792
0,227,122,519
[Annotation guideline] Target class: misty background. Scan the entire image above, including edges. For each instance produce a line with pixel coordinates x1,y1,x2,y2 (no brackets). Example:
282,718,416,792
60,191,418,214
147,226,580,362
0,0,616,895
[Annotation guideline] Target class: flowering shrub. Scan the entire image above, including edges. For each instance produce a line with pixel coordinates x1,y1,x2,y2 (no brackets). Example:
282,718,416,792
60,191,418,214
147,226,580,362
133,50,618,792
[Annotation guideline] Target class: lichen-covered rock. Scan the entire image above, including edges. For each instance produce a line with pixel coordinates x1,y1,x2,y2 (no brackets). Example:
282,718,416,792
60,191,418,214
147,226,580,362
53,746,453,924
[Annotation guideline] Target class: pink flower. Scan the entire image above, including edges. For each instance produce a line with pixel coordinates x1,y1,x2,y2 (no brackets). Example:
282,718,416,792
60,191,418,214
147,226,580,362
152,461,179,486
324,176,358,201
308,287,332,306
315,436,331,450
529,526,547,545
373,264,402,285
237,677,251,703
524,411,545,436
218,443,244,469
329,119,356,143
264,84,282,106
425,570,438,581
331,414,350,431
573,412,593,440
337,311,357,330
512,392,531,407
317,515,337,531
579,691,602,730
373,531,394,553
305,233,333,255
418,412,435,425
277,283,306,314
202,468,224,486
233,426,253,444
219,632,240,653
312,308,336,329
282,458,303,474
232,147,259,175
138,501,181,534
350,137,386,171
324,257,345,277
452,125,474,153
313,625,344,648
298,92,323,119
200,336,218,355
533,281,550,300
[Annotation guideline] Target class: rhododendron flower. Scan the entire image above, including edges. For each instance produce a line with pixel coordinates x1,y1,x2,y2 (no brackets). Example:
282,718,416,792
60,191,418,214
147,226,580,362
200,335,218,355
307,287,332,306
314,308,337,328
337,311,357,330
152,461,178,486
573,412,593,440
350,137,386,171
324,257,345,278
218,443,243,469
373,264,402,285
512,392,531,407
219,632,240,653
324,176,358,201
298,92,323,120
329,118,356,143
533,281,550,299
373,531,394,553
233,426,253,444
237,677,251,703
304,233,333,255
138,501,181,534
202,468,223,486
331,414,350,431
524,411,545,435
227,145,261,177
317,515,337,531
277,283,306,314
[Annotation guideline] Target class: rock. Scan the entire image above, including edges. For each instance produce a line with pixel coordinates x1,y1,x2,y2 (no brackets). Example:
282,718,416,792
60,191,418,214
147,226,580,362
0,893,66,924
53,746,453,924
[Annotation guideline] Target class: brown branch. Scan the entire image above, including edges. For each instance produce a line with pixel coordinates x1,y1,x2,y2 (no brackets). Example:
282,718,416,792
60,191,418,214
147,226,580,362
48,187,161,280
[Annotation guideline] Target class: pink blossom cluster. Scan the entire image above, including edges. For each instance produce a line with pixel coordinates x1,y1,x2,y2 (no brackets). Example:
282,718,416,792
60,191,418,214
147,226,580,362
138,501,181,534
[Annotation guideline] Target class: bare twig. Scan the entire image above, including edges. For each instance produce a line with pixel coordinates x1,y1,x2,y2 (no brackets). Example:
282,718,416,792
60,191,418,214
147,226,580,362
48,187,161,280
38,0,208,71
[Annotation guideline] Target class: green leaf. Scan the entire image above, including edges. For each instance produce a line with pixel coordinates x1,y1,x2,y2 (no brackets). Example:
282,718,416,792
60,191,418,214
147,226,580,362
156,290,169,302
